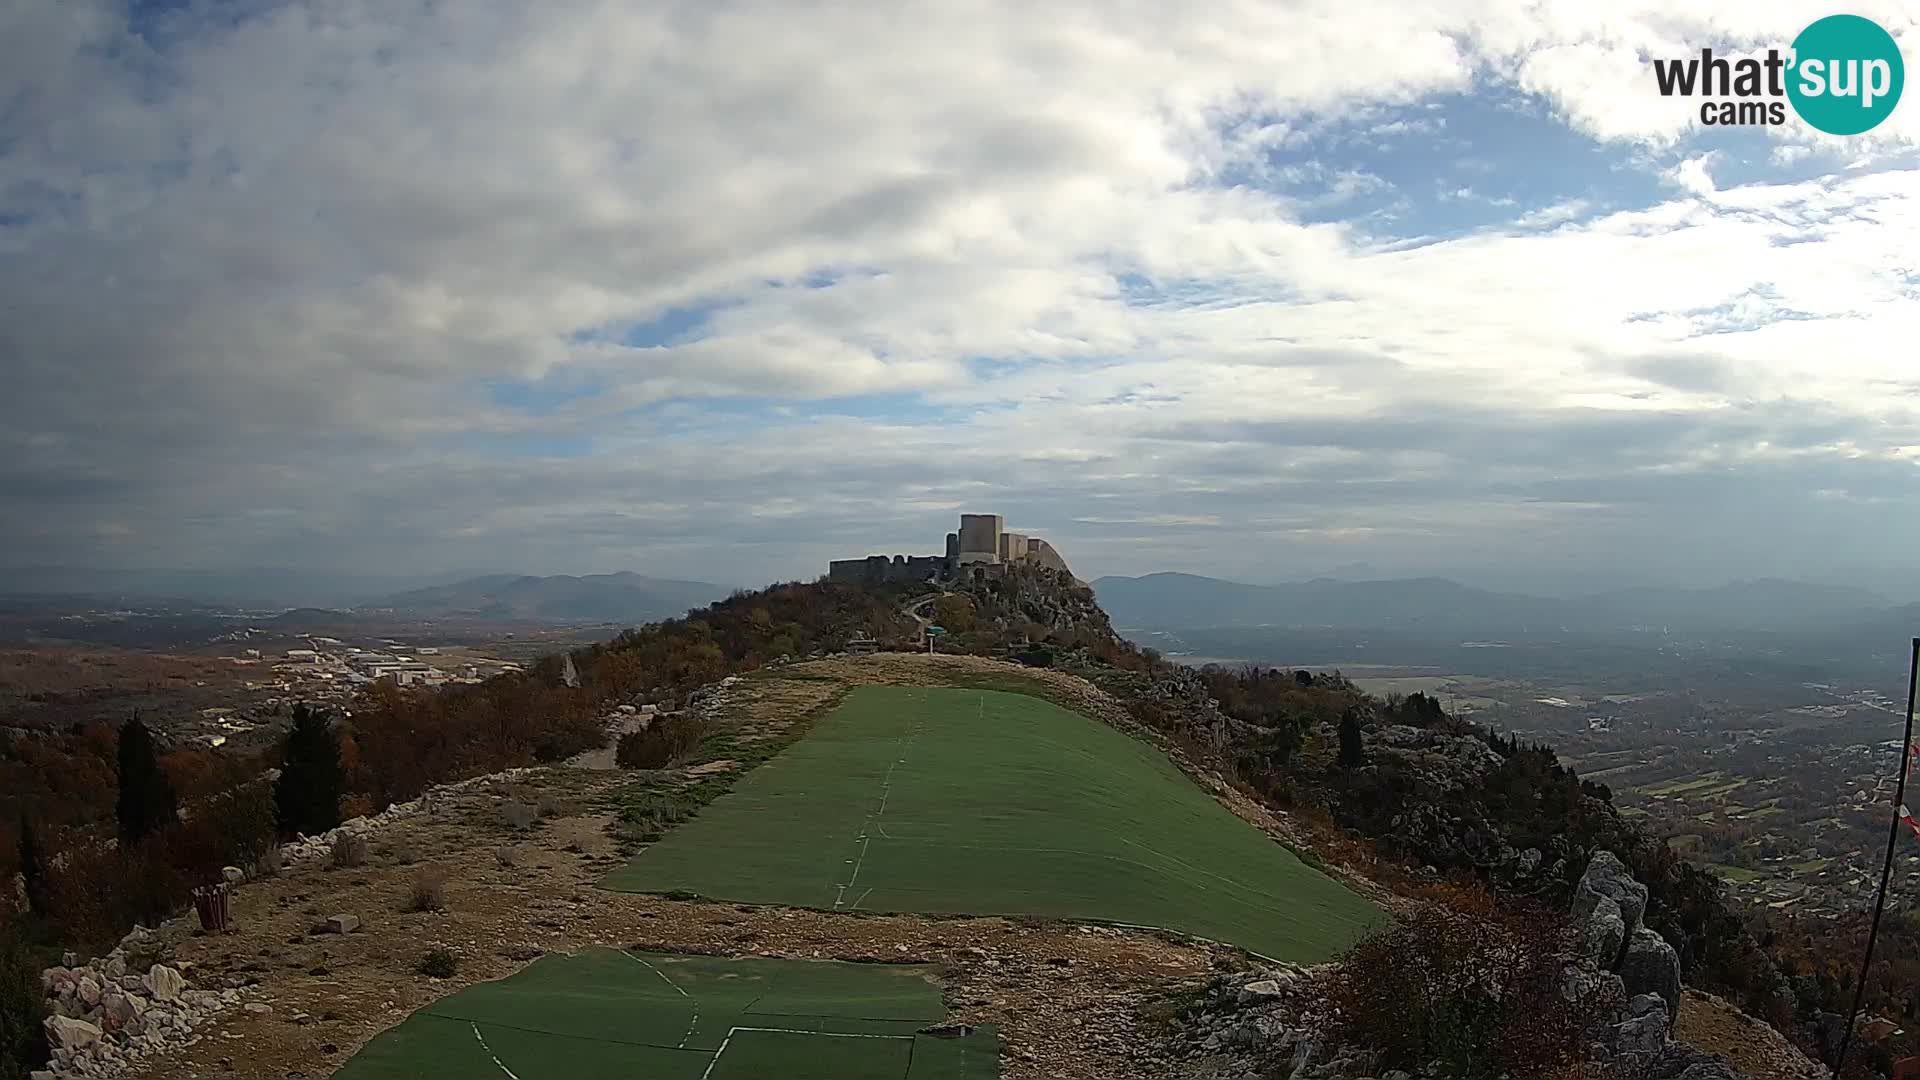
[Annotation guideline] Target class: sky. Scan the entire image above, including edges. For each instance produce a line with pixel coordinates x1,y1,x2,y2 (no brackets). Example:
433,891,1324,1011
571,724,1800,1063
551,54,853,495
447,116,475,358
4,0,1920,598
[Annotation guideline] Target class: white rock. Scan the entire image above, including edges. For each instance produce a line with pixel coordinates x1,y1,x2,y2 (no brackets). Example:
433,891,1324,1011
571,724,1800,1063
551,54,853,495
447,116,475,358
44,1015,102,1049
103,991,145,1028
77,975,103,1007
143,965,185,1003
222,865,245,885
101,952,126,979
325,913,360,934
243,1002,272,1016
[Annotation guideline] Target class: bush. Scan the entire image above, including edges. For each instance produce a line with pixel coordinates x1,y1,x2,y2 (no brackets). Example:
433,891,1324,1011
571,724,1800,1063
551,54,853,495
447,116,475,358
415,947,457,979
499,802,536,830
615,716,706,770
1334,905,1583,1079
408,867,448,912
0,926,49,1080
203,782,277,871
329,833,369,869
537,794,565,819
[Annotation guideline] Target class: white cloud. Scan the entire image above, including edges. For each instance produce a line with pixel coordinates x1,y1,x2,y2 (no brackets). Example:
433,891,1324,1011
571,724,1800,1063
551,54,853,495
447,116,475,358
2,0,1919,590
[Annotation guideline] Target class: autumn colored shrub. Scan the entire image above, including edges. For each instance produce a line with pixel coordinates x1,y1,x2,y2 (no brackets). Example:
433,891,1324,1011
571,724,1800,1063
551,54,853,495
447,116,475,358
408,867,448,912
615,716,706,770
1335,905,1584,1079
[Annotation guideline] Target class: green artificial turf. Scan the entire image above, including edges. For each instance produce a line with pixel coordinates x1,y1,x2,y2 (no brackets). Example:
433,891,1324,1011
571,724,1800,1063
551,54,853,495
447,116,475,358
603,686,1382,962
331,949,998,1080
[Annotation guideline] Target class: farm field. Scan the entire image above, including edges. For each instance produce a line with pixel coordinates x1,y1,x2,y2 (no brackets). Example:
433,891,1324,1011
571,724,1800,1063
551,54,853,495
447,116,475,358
332,948,998,1080
603,686,1382,962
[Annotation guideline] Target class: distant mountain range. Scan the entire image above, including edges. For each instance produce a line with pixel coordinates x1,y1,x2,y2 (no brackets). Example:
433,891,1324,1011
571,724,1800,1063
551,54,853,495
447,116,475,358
1092,572,1903,636
364,572,731,623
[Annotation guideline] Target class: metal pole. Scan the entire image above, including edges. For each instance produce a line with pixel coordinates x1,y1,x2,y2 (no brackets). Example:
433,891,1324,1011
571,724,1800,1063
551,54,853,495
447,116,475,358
1834,637,1919,1076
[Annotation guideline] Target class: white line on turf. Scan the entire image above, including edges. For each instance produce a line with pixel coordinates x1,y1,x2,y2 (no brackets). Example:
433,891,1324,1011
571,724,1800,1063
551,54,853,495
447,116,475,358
834,701,928,908
623,951,700,1048
470,1022,521,1080
701,1024,915,1079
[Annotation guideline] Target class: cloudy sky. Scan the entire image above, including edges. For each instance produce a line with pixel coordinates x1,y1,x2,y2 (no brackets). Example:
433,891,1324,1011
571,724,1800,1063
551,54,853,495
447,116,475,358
5,0,1920,596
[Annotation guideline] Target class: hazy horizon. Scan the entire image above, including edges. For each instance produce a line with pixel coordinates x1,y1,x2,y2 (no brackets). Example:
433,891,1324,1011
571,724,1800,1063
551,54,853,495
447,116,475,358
7,3,1920,599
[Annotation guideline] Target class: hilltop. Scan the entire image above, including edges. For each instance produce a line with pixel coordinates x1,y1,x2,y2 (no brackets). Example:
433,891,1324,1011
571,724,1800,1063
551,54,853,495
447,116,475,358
4,567,1864,1080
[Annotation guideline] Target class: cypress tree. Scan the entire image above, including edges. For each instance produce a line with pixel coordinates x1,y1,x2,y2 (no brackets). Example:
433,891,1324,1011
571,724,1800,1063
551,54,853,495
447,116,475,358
15,813,46,915
275,705,344,837
115,716,178,845
1338,708,1367,769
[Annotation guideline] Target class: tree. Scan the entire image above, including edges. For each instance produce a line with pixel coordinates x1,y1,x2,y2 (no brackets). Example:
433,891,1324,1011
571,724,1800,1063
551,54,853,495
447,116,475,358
0,924,49,1080
14,815,45,916
1338,708,1367,769
115,716,178,845
275,705,345,838
932,595,975,634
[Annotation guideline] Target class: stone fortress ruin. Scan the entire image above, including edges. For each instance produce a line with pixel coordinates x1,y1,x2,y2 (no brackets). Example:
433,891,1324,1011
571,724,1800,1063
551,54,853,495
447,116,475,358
828,513,1073,585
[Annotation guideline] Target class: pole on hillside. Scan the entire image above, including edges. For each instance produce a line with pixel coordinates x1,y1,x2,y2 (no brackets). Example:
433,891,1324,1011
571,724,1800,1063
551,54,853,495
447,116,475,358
1834,637,1919,1077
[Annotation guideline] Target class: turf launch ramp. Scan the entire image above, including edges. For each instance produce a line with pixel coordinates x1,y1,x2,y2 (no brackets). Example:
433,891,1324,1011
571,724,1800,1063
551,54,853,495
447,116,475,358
604,686,1382,962
332,948,998,1080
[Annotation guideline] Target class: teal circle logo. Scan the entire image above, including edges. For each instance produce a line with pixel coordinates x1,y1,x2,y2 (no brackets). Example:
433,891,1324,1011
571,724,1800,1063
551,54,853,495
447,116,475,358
1787,14,1904,135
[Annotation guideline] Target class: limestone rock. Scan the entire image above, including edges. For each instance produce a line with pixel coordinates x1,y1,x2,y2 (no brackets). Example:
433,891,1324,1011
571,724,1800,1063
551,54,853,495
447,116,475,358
222,865,246,885
102,991,145,1029
1581,895,1629,968
1620,928,1682,1020
325,913,360,934
1611,999,1669,1057
1236,979,1287,1004
44,1015,102,1049
76,975,102,1007
1574,851,1648,936
143,964,185,1003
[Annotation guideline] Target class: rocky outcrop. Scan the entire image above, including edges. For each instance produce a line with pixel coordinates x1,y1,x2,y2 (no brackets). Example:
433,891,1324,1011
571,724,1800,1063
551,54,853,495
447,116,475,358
1621,926,1683,1017
1572,851,1683,1023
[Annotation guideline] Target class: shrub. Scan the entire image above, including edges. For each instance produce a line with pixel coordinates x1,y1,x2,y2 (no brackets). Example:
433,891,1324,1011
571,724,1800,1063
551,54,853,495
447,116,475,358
615,716,706,770
499,802,536,830
338,793,375,821
536,794,565,818
329,833,369,869
616,792,697,846
0,926,49,1080
415,947,457,979
1334,905,1582,1079
203,782,278,872
408,867,448,912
